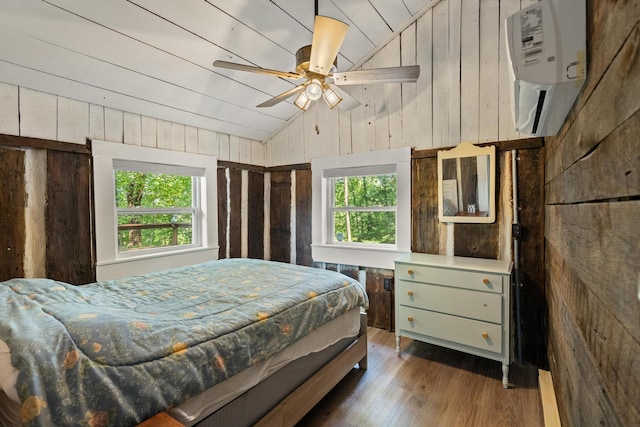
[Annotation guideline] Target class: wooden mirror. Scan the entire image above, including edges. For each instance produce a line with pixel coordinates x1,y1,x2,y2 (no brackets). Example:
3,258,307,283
437,141,496,223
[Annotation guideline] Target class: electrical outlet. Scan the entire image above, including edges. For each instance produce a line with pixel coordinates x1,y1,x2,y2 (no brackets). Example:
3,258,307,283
383,277,392,291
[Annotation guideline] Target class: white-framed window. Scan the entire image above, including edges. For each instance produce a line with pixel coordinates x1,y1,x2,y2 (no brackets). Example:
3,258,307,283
312,147,411,269
93,141,218,280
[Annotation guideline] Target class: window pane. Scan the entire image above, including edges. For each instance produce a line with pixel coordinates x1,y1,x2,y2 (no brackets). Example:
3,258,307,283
115,171,193,208
333,211,396,244
117,213,193,251
333,174,396,208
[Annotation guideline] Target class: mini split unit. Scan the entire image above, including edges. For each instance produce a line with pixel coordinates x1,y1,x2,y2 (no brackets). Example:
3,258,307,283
505,0,587,137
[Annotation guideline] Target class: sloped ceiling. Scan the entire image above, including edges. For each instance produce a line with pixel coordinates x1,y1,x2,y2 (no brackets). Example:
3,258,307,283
0,0,437,142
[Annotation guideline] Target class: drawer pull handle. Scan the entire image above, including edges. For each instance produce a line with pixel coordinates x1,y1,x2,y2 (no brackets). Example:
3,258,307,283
407,316,414,322
482,332,489,339
407,291,413,296
482,278,490,285
407,269,414,275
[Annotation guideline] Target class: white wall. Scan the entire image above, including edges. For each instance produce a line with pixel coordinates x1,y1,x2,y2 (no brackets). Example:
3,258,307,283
265,0,537,167
0,82,266,166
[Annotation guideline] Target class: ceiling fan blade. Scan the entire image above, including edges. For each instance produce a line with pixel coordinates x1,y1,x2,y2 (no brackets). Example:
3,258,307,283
331,86,361,111
256,85,305,108
309,16,349,76
213,60,302,80
332,65,420,85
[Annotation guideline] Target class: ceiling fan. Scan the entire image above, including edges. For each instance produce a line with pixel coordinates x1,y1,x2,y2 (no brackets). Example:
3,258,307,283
213,14,420,112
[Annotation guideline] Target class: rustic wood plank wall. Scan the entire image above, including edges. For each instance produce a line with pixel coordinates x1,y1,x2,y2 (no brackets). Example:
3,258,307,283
543,1,640,425
0,146,26,281
0,135,94,285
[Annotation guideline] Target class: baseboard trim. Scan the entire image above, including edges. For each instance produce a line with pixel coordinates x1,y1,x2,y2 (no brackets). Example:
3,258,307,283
539,369,561,426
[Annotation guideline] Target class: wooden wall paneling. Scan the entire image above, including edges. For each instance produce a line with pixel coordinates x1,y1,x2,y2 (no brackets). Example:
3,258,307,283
338,104,353,155
431,1,449,147
365,268,395,331
514,147,546,367
415,10,433,150
45,150,94,284
22,149,47,279
171,123,185,152
295,169,312,266
185,126,198,154
219,133,230,162
104,107,124,143
228,168,242,258
547,112,640,205
89,104,105,142
497,0,520,141
0,146,25,281
269,171,291,263
19,88,57,140
348,85,366,154
460,0,480,144
141,116,157,148
198,129,219,157
229,135,241,163
156,119,172,150
400,23,418,149
247,170,265,260
453,223,499,259
0,82,19,135
545,243,630,427
411,155,439,254
238,136,251,164
124,112,142,146
251,139,266,167
546,201,640,426
57,97,89,145
217,167,228,258
447,0,462,146
478,0,499,143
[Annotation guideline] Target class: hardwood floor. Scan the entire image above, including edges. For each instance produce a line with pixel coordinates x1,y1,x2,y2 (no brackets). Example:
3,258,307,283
298,327,544,427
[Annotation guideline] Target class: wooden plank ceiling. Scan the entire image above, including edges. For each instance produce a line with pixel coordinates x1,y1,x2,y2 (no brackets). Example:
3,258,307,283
0,0,436,142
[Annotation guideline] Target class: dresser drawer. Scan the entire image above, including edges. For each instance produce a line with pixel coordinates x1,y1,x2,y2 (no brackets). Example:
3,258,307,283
398,280,502,324
398,307,503,354
396,264,503,293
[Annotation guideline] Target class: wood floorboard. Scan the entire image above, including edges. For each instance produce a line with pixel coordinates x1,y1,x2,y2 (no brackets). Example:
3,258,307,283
297,327,544,427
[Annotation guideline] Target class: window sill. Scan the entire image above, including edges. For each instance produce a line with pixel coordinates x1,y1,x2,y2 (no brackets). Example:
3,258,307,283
96,246,220,280
311,244,408,270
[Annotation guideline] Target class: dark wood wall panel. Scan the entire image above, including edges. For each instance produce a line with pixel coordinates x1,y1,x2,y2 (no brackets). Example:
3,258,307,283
543,1,640,425
295,169,312,266
269,171,291,263
0,147,25,281
217,168,228,258
514,147,546,368
247,170,264,259
46,151,94,284
228,168,242,258
411,156,439,254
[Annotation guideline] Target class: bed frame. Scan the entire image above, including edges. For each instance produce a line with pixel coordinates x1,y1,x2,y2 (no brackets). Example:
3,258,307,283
139,313,368,427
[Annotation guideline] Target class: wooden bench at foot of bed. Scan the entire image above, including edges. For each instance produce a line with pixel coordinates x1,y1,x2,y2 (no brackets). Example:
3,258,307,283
140,314,368,427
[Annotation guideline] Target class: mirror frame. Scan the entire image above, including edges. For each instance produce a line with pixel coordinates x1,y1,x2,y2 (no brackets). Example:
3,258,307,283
437,141,496,223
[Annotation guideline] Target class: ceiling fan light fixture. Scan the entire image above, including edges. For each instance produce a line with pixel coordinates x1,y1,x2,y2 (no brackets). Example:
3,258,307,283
294,91,312,111
305,79,323,101
323,86,342,109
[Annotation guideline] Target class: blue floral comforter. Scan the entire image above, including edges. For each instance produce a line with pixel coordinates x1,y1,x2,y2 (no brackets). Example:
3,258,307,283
0,258,368,427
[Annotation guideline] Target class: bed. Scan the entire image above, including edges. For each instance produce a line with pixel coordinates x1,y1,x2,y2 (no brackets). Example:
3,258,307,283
0,258,369,427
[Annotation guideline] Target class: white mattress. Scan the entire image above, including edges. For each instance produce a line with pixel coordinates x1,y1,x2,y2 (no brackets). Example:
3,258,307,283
167,307,361,425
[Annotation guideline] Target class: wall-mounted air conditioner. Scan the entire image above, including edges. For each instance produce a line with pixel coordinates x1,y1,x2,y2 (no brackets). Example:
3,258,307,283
505,0,586,137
